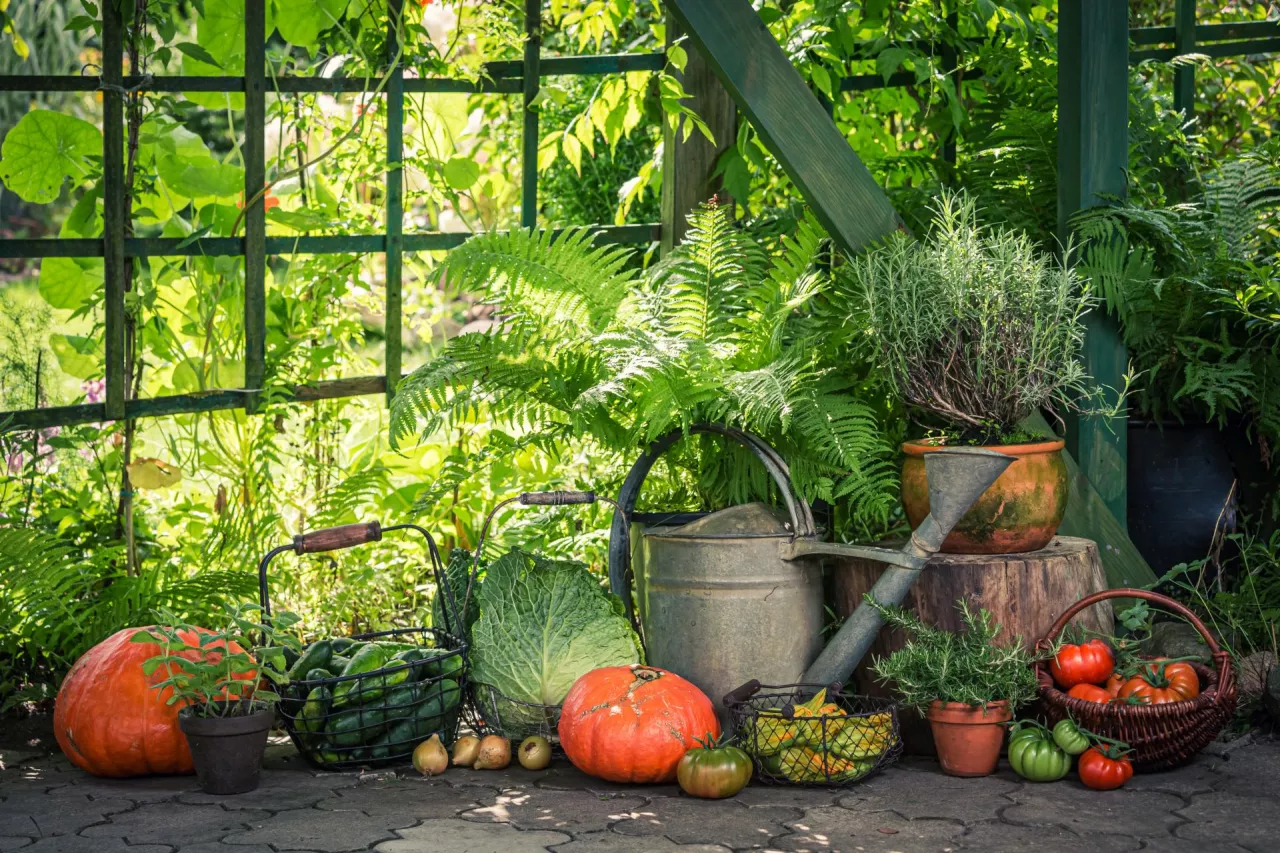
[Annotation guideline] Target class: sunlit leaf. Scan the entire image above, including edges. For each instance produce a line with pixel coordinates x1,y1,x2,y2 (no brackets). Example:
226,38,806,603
0,110,101,203
127,458,184,490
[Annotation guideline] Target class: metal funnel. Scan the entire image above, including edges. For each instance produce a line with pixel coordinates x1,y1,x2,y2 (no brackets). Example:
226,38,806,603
912,447,1016,554
800,446,1015,687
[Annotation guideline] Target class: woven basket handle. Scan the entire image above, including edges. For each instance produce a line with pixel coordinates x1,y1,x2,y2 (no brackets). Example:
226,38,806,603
1036,587,1233,704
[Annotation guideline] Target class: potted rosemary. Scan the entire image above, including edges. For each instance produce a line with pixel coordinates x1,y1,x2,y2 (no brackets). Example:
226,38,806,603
868,597,1039,777
134,604,301,794
849,190,1128,553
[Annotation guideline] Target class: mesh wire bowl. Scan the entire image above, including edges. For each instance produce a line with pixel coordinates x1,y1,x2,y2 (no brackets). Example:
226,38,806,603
467,683,562,746
726,682,903,787
277,626,468,771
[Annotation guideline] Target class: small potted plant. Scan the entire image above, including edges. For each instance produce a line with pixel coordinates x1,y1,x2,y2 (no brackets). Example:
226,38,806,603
849,190,1130,553
134,604,301,794
867,597,1039,777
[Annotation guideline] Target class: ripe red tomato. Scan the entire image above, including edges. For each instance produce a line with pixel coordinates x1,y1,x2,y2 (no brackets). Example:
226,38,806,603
1067,683,1114,704
1118,659,1201,704
1078,747,1133,790
1050,639,1115,689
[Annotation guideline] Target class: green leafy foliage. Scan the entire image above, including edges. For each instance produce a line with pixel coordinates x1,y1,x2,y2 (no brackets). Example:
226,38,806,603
391,203,900,528
868,596,1042,713
133,604,302,717
469,548,641,728
1073,151,1280,441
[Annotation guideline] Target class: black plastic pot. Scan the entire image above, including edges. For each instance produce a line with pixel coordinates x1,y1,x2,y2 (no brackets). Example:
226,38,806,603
1127,422,1236,574
179,704,273,795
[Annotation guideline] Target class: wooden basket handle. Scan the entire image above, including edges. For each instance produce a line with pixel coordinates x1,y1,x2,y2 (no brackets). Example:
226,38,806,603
1036,587,1234,704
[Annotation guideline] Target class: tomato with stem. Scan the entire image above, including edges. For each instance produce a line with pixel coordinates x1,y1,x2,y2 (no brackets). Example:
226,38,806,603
677,735,753,799
1050,639,1115,689
1118,659,1201,704
1078,745,1133,790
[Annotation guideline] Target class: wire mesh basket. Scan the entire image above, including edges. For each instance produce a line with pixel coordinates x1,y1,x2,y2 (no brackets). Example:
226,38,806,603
276,627,467,770
725,680,903,787
259,521,470,771
468,683,562,746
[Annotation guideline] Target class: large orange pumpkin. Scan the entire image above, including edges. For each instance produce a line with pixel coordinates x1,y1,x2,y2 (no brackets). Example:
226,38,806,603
54,626,250,778
558,665,721,783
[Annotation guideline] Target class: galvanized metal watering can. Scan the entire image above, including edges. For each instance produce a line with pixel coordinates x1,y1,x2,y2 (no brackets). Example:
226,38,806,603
605,425,1013,715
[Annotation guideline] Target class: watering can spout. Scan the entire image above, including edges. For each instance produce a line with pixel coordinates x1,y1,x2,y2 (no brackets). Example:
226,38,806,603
800,447,1014,687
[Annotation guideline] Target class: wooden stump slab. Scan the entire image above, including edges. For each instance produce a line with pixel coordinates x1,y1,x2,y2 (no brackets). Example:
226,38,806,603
829,536,1113,753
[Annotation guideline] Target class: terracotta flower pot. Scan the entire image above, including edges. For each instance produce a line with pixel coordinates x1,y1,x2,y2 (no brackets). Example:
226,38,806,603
925,700,1011,777
901,438,1068,554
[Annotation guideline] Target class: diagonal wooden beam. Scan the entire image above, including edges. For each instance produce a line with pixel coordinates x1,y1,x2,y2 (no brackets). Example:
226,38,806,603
663,0,902,255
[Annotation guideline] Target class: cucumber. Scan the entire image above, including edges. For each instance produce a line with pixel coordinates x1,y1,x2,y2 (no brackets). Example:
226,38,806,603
423,651,464,680
325,703,388,747
329,637,359,654
329,654,352,671
295,685,332,735
381,683,422,726
304,667,333,682
288,639,333,681
331,644,393,708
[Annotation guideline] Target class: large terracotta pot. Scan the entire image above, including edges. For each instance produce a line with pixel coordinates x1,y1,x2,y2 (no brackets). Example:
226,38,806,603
901,438,1068,554
925,700,1011,777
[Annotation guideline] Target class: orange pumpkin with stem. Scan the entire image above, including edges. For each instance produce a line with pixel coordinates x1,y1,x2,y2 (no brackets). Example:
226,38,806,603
558,665,720,783
54,626,250,778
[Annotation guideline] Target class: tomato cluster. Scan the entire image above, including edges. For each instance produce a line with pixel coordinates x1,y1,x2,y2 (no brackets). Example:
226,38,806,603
1008,719,1133,791
1051,640,1202,707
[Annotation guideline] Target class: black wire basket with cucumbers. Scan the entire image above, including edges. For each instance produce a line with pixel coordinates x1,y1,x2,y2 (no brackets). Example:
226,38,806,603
259,521,469,771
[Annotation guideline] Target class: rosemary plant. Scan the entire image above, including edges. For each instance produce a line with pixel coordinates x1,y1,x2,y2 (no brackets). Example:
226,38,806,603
868,596,1040,712
847,189,1126,443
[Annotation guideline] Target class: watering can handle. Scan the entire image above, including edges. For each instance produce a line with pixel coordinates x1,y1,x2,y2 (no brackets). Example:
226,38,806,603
607,425,816,630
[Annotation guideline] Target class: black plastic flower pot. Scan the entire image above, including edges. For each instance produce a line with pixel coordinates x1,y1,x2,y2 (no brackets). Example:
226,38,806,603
179,704,273,795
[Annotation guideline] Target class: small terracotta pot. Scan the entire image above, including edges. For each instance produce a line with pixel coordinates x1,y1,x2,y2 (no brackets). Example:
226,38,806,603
901,438,1068,554
926,700,1011,777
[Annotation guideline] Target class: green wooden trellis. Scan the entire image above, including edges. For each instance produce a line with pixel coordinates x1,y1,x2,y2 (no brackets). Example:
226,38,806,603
0,0,666,431
2,0,1278,457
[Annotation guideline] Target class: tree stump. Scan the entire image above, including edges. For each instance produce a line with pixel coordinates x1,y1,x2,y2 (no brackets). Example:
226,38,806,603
829,536,1113,753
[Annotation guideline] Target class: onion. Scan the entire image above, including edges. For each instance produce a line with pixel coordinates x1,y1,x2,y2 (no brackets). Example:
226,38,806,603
412,734,448,776
473,735,511,770
451,734,481,767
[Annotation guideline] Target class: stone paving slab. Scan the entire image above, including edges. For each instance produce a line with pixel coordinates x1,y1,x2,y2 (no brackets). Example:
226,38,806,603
0,735,1277,852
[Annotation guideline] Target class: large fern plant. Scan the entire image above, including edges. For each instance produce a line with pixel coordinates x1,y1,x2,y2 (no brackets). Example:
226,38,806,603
1073,152,1280,443
391,203,900,531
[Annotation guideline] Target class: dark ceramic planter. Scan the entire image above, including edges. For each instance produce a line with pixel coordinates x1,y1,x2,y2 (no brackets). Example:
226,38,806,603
179,704,273,795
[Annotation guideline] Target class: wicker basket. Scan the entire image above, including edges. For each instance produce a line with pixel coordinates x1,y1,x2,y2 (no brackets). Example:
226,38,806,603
1035,588,1237,773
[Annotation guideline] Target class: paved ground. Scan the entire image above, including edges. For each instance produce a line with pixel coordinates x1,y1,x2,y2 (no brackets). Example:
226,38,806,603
1,734,1278,853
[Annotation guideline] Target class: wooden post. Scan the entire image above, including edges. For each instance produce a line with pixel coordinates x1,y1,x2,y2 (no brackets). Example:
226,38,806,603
1057,0,1129,528
1174,0,1196,123
660,14,737,252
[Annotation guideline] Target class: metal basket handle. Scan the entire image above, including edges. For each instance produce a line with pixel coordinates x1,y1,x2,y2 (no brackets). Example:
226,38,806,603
606,425,815,629
1034,587,1234,706
258,521,456,634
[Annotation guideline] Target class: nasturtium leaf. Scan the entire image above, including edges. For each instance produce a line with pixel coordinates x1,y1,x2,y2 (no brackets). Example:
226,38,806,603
469,549,642,733
272,0,349,49
0,110,101,203
156,154,243,199
442,156,480,191
267,207,335,231
196,0,245,69
49,334,98,380
127,457,183,490
39,257,102,311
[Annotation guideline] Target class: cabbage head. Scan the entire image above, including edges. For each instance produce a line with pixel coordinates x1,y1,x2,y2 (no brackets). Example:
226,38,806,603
469,549,642,735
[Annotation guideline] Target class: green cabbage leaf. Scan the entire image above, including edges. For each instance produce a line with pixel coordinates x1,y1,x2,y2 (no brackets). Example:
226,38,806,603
469,549,642,734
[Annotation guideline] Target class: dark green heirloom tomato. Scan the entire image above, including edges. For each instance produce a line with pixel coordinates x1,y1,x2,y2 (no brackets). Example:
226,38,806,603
1052,719,1090,756
1008,725,1071,783
677,742,753,799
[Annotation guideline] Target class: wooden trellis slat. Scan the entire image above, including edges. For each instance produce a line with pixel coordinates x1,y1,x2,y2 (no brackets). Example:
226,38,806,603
385,0,405,402
244,0,267,409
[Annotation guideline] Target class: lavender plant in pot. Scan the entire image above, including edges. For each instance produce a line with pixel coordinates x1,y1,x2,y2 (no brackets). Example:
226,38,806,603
868,597,1039,777
135,604,301,794
848,190,1129,553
